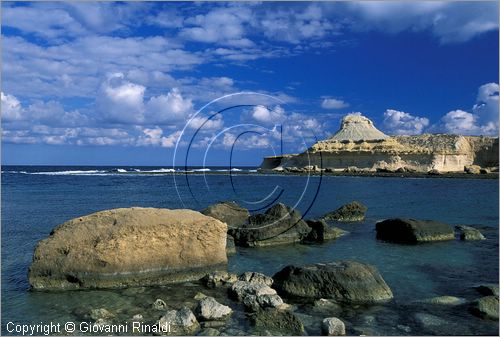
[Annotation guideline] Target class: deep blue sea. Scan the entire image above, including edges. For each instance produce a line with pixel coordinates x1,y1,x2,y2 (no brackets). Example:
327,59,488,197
1,166,499,335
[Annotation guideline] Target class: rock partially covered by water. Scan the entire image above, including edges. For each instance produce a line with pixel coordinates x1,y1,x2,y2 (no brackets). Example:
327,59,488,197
470,296,499,320
420,296,466,305
201,271,238,288
229,203,311,247
455,225,486,240
238,272,273,286
195,297,232,321
273,261,393,303
158,307,199,335
475,284,499,297
305,219,347,242
28,208,228,290
376,218,454,244
321,317,346,336
321,201,367,222
202,201,249,228
250,308,304,335
229,280,285,312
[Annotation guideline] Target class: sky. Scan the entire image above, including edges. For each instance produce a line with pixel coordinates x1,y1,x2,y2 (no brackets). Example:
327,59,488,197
1,1,499,166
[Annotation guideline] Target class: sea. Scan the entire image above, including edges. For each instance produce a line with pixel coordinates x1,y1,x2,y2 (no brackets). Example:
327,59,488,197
1,165,499,335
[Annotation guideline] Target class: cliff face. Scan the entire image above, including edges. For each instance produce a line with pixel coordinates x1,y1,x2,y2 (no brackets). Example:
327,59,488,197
260,115,499,173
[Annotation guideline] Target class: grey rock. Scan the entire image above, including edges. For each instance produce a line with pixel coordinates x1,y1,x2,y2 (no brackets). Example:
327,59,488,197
321,317,346,336
273,260,393,303
470,296,499,320
250,308,304,335
376,218,454,243
152,299,167,310
158,307,199,335
455,225,486,240
238,272,273,286
322,201,367,222
194,292,207,300
229,280,285,312
229,281,277,301
201,271,238,288
229,203,311,247
89,308,114,321
202,201,249,228
195,297,232,321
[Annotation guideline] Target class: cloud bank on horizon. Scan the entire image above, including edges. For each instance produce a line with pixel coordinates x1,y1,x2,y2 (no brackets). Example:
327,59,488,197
1,1,498,164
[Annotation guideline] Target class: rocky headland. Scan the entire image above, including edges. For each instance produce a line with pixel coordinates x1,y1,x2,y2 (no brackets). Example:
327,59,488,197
259,114,499,176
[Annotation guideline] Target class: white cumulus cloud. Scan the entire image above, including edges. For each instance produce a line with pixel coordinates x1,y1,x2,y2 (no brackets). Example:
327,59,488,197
438,83,499,135
321,98,349,109
383,109,429,135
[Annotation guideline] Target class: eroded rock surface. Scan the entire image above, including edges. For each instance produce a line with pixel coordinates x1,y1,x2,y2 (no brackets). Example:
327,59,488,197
321,201,367,222
273,261,393,303
229,203,311,247
29,207,228,290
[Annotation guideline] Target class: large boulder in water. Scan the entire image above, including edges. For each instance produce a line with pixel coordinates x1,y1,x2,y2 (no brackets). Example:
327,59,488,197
321,201,367,222
202,201,249,228
469,296,499,320
28,207,228,290
272,261,393,303
229,203,311,247
376,218,454,244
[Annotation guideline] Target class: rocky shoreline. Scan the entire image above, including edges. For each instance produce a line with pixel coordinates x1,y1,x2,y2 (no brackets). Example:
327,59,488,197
28,201,498,335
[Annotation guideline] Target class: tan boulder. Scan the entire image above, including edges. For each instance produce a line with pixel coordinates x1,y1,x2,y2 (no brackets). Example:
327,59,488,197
29,207,228,290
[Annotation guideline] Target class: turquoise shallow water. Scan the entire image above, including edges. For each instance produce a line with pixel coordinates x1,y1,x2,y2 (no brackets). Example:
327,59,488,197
1,166,499,335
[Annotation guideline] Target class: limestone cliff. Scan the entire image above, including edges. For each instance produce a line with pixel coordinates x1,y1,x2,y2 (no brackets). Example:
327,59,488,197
260,114,498,173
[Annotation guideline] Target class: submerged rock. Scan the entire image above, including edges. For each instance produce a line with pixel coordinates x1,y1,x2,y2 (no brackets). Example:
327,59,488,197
420,296,466,305
321,201,367,222
198,328,220,336
238,272,273,286
201,271,238,288
202,201,249,228
304,219,347,242
226,235,236,255
152,299,168,310
321,317,346,336
158,307,200,335
376,218,454,244
469,296,499,320
229,203,311,247
89,308,114,321
250,308,304,335
455,225,486,241
195,297,232,321
273,260,393,303
29,208,228,290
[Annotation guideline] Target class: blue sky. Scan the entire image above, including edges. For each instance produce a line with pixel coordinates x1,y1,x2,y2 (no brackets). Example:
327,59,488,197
1,1,499,166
